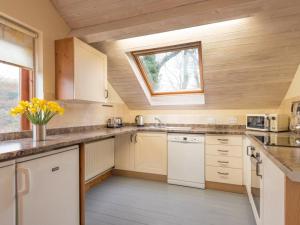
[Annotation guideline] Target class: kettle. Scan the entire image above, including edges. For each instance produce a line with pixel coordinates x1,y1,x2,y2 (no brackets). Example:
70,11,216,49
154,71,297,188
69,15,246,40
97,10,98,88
135,115,144,127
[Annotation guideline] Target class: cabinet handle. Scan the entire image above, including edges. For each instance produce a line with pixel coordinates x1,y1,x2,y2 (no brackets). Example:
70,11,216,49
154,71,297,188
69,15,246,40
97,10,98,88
256,160,263,178
135,134,137,143
130,134,133,143
217,150,229,153
247,146,255,156
17,168,31,195
217,138,228,141
17,167,31,225
217,172,229,176
104,89,109,99
218,160,229,164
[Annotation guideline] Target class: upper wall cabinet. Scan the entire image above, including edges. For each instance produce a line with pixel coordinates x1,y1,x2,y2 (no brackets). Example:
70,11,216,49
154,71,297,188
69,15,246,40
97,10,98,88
55,37,108,102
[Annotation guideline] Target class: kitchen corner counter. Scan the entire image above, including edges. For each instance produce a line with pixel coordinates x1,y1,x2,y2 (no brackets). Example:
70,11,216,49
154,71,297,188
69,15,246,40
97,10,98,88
246,132,300,182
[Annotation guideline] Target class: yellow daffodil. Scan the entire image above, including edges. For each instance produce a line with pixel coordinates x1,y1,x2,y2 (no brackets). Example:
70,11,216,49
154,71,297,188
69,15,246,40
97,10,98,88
10,98,64,125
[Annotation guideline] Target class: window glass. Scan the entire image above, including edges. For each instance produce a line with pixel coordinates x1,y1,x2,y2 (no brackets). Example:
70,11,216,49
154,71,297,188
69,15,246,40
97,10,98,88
0,62,21,132
133,43,203,95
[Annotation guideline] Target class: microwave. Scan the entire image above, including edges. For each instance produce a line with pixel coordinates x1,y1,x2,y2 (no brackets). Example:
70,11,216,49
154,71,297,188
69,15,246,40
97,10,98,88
246,114,289,132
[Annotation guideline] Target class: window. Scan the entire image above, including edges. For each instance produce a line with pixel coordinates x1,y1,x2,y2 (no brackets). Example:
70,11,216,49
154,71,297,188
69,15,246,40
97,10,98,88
0,16,36,133
132,42,204,95
0,62,32,132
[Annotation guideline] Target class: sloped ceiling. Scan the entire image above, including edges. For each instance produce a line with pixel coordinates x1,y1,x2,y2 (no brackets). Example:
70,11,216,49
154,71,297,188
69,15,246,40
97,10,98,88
51,0,300,109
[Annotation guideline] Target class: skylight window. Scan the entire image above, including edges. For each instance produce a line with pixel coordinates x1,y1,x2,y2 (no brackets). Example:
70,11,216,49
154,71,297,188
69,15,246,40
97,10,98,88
132,42,204,95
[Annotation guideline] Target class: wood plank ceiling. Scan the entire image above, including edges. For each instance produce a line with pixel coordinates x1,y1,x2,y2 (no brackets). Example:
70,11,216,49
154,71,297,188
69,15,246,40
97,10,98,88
52,0,300,109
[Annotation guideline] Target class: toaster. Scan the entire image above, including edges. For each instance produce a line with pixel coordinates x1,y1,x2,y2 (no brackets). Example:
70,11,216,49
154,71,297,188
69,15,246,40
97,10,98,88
107,117,123,128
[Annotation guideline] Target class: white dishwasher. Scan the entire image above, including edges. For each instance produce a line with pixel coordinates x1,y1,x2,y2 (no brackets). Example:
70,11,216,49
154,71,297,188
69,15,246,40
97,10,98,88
168,133,205,189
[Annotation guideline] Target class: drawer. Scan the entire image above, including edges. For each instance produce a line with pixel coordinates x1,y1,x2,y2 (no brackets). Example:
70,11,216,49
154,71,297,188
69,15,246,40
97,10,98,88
206,135,243,146
206,166,243,185
205,145,242,157
206,155,243,169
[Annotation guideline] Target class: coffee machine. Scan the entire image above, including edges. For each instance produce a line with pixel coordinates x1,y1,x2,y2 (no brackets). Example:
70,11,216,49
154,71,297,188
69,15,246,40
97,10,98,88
290,101,300,133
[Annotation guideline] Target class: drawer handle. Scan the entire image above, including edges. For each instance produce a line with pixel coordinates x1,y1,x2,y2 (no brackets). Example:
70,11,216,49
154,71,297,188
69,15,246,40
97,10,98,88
217,138,228,142
217,172,229,176
218,160,229,164
217,150,229,153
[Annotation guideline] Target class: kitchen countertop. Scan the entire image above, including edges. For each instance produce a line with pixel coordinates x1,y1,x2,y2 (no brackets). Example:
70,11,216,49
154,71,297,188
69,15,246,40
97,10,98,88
0,126,244,162
245,131,300,182
1,125,300,182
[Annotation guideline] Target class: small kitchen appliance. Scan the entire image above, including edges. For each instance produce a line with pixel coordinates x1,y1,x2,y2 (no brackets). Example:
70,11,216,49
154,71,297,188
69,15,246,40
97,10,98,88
290,101,300,133
246,114,289,132
107,117,123,128
135,115,144,127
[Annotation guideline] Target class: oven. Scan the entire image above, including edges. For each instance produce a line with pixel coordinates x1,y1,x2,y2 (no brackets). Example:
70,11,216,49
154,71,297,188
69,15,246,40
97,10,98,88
246,114,269,131
247,146,262,218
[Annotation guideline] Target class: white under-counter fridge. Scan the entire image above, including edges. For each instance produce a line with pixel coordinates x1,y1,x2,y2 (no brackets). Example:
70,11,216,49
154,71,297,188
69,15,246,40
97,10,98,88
0,160,16,225
16,145,80,225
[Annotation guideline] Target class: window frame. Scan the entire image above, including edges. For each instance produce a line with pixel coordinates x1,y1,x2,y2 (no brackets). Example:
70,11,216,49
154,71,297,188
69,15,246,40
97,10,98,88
131,42,204,96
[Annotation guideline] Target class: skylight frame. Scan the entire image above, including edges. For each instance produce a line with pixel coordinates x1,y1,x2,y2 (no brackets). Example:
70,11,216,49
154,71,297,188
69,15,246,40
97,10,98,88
131,42,204,96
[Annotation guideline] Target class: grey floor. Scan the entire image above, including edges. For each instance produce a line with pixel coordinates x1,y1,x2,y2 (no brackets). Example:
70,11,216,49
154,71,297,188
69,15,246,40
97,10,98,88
86,176,256,225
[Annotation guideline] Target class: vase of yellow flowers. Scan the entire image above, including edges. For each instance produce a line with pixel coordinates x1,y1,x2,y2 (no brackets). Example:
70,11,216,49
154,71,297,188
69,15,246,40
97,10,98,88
10,98,64,141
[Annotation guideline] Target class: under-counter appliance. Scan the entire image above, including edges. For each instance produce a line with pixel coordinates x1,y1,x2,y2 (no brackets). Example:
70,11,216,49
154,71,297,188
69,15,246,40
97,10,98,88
168,133,205,189
246,145,262,220
246,114,288,132
16,146,79,225
247,146,262,218
0,160,15,225
135,115,144,126
107,117,123,128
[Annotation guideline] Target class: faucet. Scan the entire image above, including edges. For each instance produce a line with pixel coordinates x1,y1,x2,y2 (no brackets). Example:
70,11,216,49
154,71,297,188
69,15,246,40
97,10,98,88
154,117,163,127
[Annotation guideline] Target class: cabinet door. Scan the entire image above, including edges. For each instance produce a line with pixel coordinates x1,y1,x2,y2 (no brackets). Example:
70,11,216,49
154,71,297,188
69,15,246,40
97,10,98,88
261,151,285,225
134,132,167,175
85,138,114,181
74,38,107,102
115,133,135,171
17,148,79,225
0,161,15,225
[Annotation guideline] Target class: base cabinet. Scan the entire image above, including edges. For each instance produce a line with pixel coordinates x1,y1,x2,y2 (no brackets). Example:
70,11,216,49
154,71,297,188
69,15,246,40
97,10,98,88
115,132,167,175
84,138,115,181
0,161,16,225
135,132,167,175
261,151,285,225
114,133,135,171
17,147,80,225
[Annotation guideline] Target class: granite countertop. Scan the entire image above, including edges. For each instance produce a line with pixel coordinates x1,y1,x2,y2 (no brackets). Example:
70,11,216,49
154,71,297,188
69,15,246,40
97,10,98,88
0,126,244,162
1,125,300,182
245,131,300,182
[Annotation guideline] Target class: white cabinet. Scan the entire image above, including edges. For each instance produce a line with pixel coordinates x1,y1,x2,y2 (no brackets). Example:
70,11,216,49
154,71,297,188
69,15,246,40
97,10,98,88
205,135,243,185
115,132,168,175
55,37,107,102
85,138,115,181
261,151,285,225
16,146,80,225
134,132,167,175
114,133,135,171
0,160,16,225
